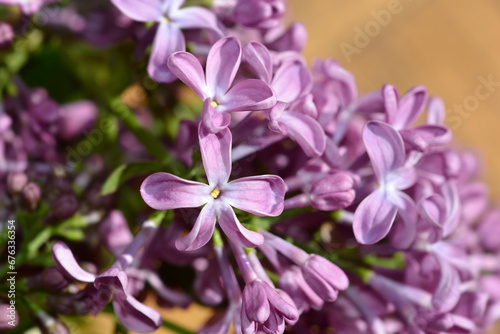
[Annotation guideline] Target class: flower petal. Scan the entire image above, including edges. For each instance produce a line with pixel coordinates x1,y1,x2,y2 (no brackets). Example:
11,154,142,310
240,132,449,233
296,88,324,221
387,192,417,249
279,111,326,157
224,175,285,216
174,6,223,36
432,256,461,313
175,203,217,251
217,203,264,248
98,210,133,256
382,84,399,125
263,283,299,321
363,120,405,180
402,125,452,151
94,268,129,300
206,37,242,99
271,62,312,104
51,241,96,283
244,42,273,83
427,97,445,125
242,280,270,323
168,51,208,99
393,85,428,130
110,0,162,21
113,295,162,333
265,22,307,52
148,22,185,83
140,172,210,210
353,189,398,244
199,125,232,186
218,79,276,113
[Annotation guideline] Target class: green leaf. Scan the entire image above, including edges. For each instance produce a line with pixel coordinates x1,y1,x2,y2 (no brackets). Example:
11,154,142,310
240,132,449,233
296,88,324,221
100,161,166,195
53,228,85,242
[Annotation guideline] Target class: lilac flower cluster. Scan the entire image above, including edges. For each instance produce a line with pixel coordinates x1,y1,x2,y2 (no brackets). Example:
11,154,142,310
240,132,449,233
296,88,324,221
1,0,500,333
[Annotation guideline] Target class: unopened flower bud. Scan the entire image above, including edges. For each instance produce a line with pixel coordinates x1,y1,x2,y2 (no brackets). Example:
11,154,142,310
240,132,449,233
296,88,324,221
21,182,41,210
310,173,355,211
42,267,70,291
0,23,14,49
26,267,69,291
7,172,28,194
234,0,285,29
58,101,98,140
301,254,349,302
0,304,18,330
51,193,78,220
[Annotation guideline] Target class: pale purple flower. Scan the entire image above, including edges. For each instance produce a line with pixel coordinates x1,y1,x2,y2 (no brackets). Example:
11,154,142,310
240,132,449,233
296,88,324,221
382,84,451,152
141,126,285,250
0,23,14,48
242,41,326,157
353,120,418,247
231,243,298,334
234,0,285,30
0,0,55,15
168,36,276,132
284,172,355,211
0,303,18,329
52,241,162,333
57,100,97,140
477,209,500,252
98,210,134,256
258,243,323,314
260,229,349,302
264,22,307,52
111,0,222,82
193,257,225,306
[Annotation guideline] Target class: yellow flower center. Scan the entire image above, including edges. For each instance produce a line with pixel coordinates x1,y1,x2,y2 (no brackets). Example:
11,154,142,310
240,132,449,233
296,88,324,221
163,16,170,24
210,101,218,108
210,187,221,199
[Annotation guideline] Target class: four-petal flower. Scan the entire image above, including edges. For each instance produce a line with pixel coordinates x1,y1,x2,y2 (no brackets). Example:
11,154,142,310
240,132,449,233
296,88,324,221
141,125,285,250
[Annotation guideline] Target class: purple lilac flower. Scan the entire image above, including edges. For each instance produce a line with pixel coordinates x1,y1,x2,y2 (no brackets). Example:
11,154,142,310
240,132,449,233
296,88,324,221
260,229,349,303
111,0,223,82
168,36,276,133
243,41,326,157
283,172,355,211
0,0,55,15
51,222,162,333
264,21,307,52
141,125,285,250
231,242,299,334
234,0,285,30
382,84,451,152
0,23,14,48
353,120,418,247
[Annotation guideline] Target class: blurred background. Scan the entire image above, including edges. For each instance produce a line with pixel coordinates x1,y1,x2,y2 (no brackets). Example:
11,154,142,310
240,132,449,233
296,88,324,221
80,1,500,333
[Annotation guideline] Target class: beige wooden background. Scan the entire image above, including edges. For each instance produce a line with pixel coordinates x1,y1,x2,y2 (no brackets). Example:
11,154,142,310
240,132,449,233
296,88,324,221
80,1,500,333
